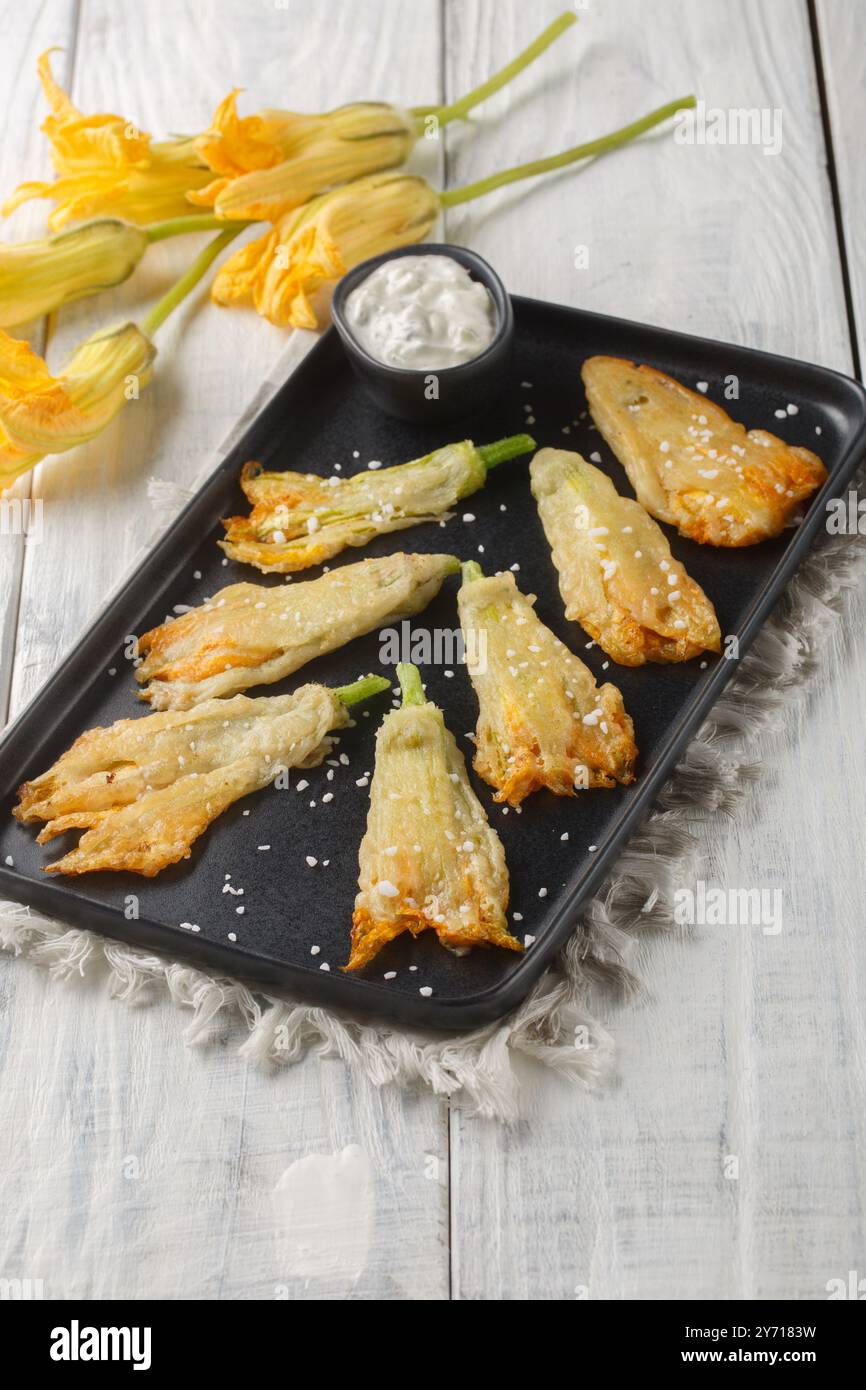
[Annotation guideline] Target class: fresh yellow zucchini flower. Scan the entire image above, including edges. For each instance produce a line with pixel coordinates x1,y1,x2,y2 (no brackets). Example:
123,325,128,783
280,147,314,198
211,171,439,328
458,562,637,806
195,13,579,222
0,323,155,487
192,98,416,221
221,433,535,573
347,663,521,972
0,226,238,491
3,50,212,229
0,219,148,328
211,95,695,330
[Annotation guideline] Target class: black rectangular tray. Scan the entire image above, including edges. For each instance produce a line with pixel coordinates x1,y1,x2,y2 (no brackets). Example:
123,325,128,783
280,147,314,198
0,298,863,1029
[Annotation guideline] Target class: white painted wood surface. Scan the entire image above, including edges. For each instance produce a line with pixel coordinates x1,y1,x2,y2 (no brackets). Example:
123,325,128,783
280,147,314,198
0,0,863,1301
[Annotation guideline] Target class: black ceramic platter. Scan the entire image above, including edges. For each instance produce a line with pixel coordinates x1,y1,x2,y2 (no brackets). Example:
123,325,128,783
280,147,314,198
0,298,863,1029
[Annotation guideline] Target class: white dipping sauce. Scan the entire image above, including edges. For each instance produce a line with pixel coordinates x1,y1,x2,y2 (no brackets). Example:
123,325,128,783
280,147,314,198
344,254,497,370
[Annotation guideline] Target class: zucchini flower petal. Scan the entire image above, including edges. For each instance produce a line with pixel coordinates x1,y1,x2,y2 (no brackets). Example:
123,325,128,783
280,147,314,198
347,663,521,971
0,219,148,328
211,171,439,328
458,563,637,805
192,89,314,186
15,679,387,877
0,322,155,489
530,448,721,666
220,434,534,573
136,551,460,709
3,51,211,229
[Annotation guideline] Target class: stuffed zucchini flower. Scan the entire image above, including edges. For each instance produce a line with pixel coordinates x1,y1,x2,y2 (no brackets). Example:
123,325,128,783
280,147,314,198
15,676,387,877
221,433,534,573
530,449,721,666
3,51,212,228
457,563,637,805
581,357,827,546
0,323,155,489
347,664,521,972
136,551,459,709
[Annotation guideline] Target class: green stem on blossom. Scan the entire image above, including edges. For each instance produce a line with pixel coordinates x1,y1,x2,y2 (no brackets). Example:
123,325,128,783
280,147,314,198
396,663,427,708
461,560,485,584
477,434,536,470
414,11,578,127
439,95,696,207
142,227,241,334
333,674,391,707
145,214,255,242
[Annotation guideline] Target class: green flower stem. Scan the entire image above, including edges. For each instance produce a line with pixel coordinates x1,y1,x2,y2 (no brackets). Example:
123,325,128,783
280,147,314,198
333,674,391,707
461,560,485,583
144,214,253,242
416,11,577,127
142,227,241,334
397,663,426,707
439,95,696,208
477,434,536,469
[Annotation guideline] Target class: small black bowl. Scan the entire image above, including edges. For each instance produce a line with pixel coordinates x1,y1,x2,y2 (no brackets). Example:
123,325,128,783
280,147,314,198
331,243,514,425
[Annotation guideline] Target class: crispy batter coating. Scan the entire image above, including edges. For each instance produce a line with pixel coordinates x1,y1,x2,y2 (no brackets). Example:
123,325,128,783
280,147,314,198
530,448,721,666
137,552,458,709
347,676,521,972
457,567,637,805
582,357,827,546
221,441,486,573
15,684,347,876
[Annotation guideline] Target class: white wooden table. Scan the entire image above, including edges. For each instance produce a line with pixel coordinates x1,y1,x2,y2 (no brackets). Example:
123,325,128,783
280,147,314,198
1,0,863,1301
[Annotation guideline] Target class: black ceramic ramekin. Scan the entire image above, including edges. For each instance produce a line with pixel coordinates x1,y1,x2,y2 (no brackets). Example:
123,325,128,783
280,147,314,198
331,243,514,424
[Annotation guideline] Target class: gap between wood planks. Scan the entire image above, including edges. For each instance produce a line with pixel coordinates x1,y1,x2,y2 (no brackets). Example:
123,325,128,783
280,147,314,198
807,0,862,380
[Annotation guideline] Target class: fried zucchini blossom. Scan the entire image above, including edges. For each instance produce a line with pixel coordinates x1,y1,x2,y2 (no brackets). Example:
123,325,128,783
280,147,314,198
457,562,637,805
136,551,459,709
581,356,827,546
221,433,535,573
347,663,521,972
530,448,721,666
15,676,388,877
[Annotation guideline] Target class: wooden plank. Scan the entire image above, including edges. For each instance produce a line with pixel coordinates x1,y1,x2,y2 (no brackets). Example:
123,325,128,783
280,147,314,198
0,0,448,1300
0,2,78,719
815,0,866,367
446,0,865,1300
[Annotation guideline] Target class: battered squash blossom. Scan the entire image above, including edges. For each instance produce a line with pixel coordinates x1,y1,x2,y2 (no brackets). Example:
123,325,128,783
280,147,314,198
457,562,637,805
135,551,460,710
220,433,535,572
347,663,521,972
0,219,148,328
15,676,388,877
530,448,721,666
0,323,155,489
581,356,827,546
3,51,212,228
